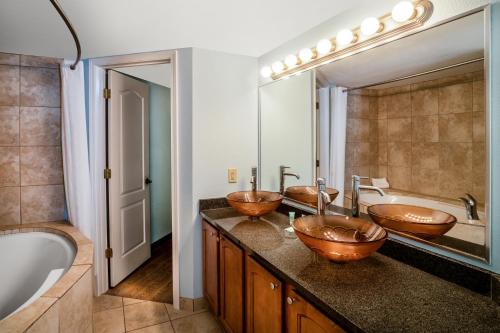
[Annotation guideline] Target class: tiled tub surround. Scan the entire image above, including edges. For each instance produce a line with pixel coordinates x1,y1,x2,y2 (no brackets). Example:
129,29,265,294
201,207,500,332
0,52,64,226
0,222,93,333
344,71,486,205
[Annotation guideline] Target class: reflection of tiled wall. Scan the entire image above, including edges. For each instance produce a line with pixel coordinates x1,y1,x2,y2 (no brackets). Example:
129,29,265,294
0,52,65,225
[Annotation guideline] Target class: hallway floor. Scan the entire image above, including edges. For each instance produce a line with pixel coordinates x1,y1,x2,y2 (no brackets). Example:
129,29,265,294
107,235,173,303
93,295,223,333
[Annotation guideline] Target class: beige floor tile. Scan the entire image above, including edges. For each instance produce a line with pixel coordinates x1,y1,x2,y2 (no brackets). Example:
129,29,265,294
123,298,146,306
171,311,223,333
127,322,174,333
94,295,123,313
93,307,125,333
164,303,206,321
124,301,170,331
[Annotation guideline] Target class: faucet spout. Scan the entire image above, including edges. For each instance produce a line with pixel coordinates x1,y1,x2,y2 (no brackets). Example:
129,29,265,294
316,178,332,215
359,185,385,196
279,165,300,194
250,167,257,192
351,175,385,217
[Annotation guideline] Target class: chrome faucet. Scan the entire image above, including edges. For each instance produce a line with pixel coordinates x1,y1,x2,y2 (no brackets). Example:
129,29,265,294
279,166,300,194
459,193,480,221
352,175,385,217
316,178,332,215
250,167,257,192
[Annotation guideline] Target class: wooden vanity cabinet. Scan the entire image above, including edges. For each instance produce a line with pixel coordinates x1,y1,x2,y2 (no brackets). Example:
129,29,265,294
202,220,219,315
245,255,283,333
286,285,346,333
219,235,245,333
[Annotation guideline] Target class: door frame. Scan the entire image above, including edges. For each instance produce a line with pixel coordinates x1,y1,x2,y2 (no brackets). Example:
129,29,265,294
88,50,180,309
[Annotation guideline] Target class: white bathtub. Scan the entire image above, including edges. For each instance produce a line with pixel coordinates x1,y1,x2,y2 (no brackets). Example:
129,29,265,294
0,232,76,320
358,192,486,245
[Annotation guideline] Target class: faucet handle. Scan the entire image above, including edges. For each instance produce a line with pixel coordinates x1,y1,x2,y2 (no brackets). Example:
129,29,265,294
317,178,326,185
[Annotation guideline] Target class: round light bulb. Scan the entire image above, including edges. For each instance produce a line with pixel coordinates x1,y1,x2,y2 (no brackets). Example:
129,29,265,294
336,29,354,46
392,1,415,23
260,66,272,78
360,17,381,36
284,54,298,68
271,61,285,74
316,39,332,56
299,48,314,63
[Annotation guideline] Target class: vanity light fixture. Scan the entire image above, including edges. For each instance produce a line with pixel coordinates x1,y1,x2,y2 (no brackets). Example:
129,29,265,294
262,0,433,79
260,66,272,78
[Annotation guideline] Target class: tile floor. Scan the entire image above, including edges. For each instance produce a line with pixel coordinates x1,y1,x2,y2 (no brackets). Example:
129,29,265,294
93,295,223,333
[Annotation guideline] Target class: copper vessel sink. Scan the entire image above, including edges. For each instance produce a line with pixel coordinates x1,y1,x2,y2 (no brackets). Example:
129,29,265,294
367,204,457,239
285,186,339,206
226,191,283,218
291,215,387,262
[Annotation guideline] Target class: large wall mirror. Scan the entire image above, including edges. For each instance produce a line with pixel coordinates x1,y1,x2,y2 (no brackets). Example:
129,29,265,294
259,10,489,262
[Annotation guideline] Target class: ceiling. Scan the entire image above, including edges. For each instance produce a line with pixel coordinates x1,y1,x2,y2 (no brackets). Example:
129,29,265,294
0,0,366,59
317,12,484,89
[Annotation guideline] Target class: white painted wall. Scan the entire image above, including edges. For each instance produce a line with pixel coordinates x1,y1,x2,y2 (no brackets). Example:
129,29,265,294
260,72,315,191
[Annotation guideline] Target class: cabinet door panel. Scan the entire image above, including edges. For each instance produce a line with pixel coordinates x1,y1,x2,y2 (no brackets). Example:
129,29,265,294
219,236,244,333
246,256,282,333
286,285,345,333
202,220,219,315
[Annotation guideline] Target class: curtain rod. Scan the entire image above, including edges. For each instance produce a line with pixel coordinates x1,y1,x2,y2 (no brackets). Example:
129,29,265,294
49,0,81,70
342,57,484,93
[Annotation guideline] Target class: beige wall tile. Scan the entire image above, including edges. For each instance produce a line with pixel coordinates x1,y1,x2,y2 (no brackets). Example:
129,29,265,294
20,67,60,107
473,112,485,143
378,143,387,165
124,301,170,331
388,142,411,167
472,142,486,204
439,82,472,114
0,147,20,186
377,95,389,119
369,120,378,143
20,146,63,185
412,115,439,142
0,65,20,106
377,165,388,179
387,93,411,119
0,106,19,146
59,268,93,333
411,88,438,116
20,107,61,145
44,265,91,298
26,301,59,333
0,53,20,66
0,297,57,332
369,96,378,119
21,185,65,223
352,142,371,166
0,186,20,225
439,169,472,199
411,168,440,197
93,307,125,333
20,55,61,68
346,118,370,142
473,80,484,112
439,143,473,172
347,94,370,119
387,118,412,142
412,143,439,170
388,167,411,191
377,119,387,142
439,113,472,142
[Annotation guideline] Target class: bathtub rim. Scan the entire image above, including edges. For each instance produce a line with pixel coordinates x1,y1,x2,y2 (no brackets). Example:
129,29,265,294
0,221,93,332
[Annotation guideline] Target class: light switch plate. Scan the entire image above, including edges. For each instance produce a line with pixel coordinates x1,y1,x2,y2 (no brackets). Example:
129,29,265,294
228,168,237,183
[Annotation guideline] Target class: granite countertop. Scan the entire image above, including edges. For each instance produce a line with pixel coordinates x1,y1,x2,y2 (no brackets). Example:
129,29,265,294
201,207,500,333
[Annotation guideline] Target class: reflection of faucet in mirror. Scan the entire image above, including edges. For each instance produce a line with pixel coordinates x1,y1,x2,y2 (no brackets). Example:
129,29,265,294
250,167,257,192
280,166,300,194
352,175,385,217
316,178,332,216
459,193,480,221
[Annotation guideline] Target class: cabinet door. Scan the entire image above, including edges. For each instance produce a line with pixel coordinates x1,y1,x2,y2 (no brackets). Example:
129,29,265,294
246,256,282,333
286,285,346,333
202,220,219,315
219,235,244,333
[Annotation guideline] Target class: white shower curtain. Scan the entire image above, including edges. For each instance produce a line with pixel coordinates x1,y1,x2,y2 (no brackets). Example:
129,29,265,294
329,86,348,207
61,61,94,240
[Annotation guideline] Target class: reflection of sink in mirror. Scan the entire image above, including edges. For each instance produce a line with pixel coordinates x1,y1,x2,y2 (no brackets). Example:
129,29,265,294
357,192,485,245
285,186,339,206
227,191,283,218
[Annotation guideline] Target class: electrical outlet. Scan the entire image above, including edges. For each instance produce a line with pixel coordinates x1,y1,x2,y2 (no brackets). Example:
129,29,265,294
228,168,237,183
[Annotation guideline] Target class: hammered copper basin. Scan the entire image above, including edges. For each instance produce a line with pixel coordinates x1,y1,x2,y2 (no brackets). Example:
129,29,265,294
226,191,283,218
285,186,339,206
367,204,457,239
291,215,387,262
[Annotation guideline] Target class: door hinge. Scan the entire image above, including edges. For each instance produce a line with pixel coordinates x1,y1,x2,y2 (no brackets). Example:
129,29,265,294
105,248,113,258
103,88,111,99
104,168,112,179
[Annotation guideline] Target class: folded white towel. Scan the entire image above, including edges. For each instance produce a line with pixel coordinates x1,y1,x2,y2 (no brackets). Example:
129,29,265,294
372,177,390,189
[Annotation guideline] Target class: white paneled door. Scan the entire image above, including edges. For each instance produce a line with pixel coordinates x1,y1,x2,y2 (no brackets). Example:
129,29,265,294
108,70,151,287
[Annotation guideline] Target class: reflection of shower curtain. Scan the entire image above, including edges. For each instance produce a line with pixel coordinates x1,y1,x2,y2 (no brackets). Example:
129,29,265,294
61,61,94,240
329,86,347,207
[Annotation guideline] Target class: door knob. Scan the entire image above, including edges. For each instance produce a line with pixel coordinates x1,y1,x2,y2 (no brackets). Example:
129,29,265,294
270,282,279,290
286,297,296,305
145,178,152,185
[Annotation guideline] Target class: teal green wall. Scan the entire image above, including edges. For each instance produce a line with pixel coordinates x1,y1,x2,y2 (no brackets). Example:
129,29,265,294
150,83,172,242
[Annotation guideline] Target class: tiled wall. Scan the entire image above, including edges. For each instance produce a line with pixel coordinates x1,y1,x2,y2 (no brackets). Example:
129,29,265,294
345,71,486,204
0,52,65,225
